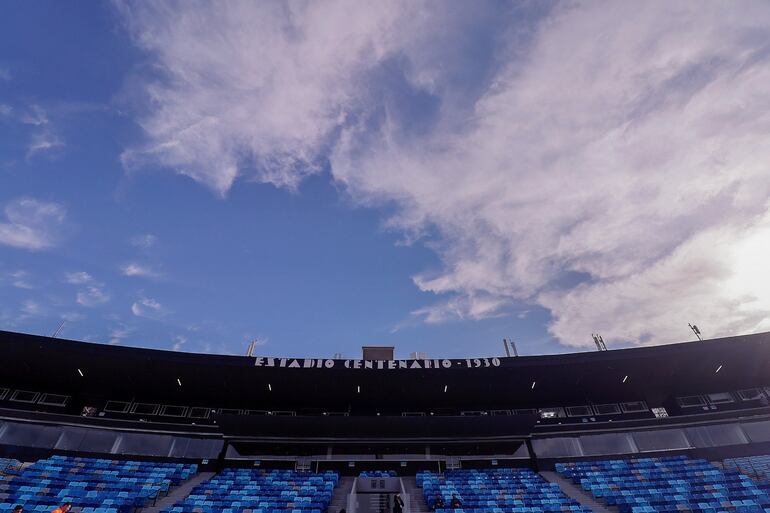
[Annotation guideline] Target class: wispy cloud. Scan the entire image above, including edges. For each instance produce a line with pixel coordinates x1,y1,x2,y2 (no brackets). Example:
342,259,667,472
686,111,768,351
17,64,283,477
64,271,94,285
27,131,65,157
120,262,162,278
20,105,64,158
0,197,67,250
0,67,10,82
20,300,43,317
64,271,111,307
77,286,110,307
9,270,34,289
108,326,130,346
171,334,186,351
118,1,770,347
0,104,12,117
131,296,165,318
129,233,158,249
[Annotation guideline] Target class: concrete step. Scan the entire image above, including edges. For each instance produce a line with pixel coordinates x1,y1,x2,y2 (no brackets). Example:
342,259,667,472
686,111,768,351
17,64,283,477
540,471,616,513
328,476,356,513
400,477,431,513
140,472,216,513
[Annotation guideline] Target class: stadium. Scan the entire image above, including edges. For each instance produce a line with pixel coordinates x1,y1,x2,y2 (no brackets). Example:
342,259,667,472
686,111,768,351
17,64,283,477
3,4,770,513
1,328,769,513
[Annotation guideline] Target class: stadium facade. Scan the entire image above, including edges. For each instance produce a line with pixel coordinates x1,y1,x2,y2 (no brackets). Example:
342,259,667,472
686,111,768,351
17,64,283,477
0,329,768,472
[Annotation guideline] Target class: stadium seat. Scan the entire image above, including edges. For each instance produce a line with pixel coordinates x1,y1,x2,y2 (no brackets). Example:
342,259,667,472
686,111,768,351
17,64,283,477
0,455,197,513
161,469,339,513
556,455,770,513
416,468,592,513
724,456,770,482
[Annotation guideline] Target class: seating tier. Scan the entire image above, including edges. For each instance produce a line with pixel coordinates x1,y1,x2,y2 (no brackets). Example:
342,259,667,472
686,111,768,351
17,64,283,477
416,469,592,513
162,469,339,513
556,455,770,513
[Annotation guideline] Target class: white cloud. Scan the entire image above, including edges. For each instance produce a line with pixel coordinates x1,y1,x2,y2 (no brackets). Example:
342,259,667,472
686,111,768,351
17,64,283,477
9,270,34,289
0,67,10,81
0,197,67,250
76,286,110,307
131,296,165,318
118,1,770,347
20,300,42,317
20,105,64,158
120,262,161,278
108,326,130,346
171,335,187,351
65,271,111,307
61,311,86,322
64,271,94,285
130,233,158,249
27,131,65,157
0,104,12,117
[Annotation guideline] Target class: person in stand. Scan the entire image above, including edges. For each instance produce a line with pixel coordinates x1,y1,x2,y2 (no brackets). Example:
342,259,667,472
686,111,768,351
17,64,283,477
434,497,445,510
12,506,23,513
51,502,72,513
393,493,404,513
450,495,462,509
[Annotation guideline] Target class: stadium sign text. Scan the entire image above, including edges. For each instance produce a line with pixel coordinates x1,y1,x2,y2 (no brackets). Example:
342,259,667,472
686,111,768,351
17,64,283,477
253,357,502,370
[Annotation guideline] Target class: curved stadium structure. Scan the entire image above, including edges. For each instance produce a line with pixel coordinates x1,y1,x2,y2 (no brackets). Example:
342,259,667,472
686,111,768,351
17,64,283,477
1,329,769,513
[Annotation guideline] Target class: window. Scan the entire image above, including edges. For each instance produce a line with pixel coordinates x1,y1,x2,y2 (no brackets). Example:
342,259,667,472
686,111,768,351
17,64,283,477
538,407,565,419
489,410,511,416
677,396,706,408
514,408,538,415
461,410,486,416
218,408,243,415
706,392,734,404
245,409,271,416
402,411,426,416
188,407,212,419
131,403,160,415
272,410,296,416
38,394,69,407
566,405,593,417
326,411,349,416
160,405,188,417
651,407,669,418
10,390,39,403
620,401,649,413
738,388,766,401
104,400,131,413
0,388,8,400
594,404,621,415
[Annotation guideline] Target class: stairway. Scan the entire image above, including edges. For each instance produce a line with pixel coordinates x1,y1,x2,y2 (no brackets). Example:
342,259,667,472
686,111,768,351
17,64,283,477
140,472,216,513
400,477,431,513
329,476,355,513
540,471,616,513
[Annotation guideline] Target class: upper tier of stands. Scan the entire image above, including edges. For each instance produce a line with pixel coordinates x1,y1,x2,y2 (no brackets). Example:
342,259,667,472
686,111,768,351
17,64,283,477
162,469,339,513
0,455,196,513
557,455,770,513
416,469,592,513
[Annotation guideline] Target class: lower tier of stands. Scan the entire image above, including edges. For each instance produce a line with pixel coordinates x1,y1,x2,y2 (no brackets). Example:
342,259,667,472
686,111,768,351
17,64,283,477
0,455,197,513
162,469,339,513
724,456,770,482
557,455,770,513
417,468,592,513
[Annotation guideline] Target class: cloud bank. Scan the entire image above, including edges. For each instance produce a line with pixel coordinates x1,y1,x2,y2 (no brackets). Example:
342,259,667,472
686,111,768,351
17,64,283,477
118,0,770,347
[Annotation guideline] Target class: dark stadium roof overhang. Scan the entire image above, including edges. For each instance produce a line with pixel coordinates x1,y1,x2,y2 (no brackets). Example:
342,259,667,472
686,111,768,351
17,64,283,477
1,329,769,413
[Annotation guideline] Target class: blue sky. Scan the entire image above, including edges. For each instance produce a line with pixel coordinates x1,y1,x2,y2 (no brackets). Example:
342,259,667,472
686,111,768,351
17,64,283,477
2,1,770,357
